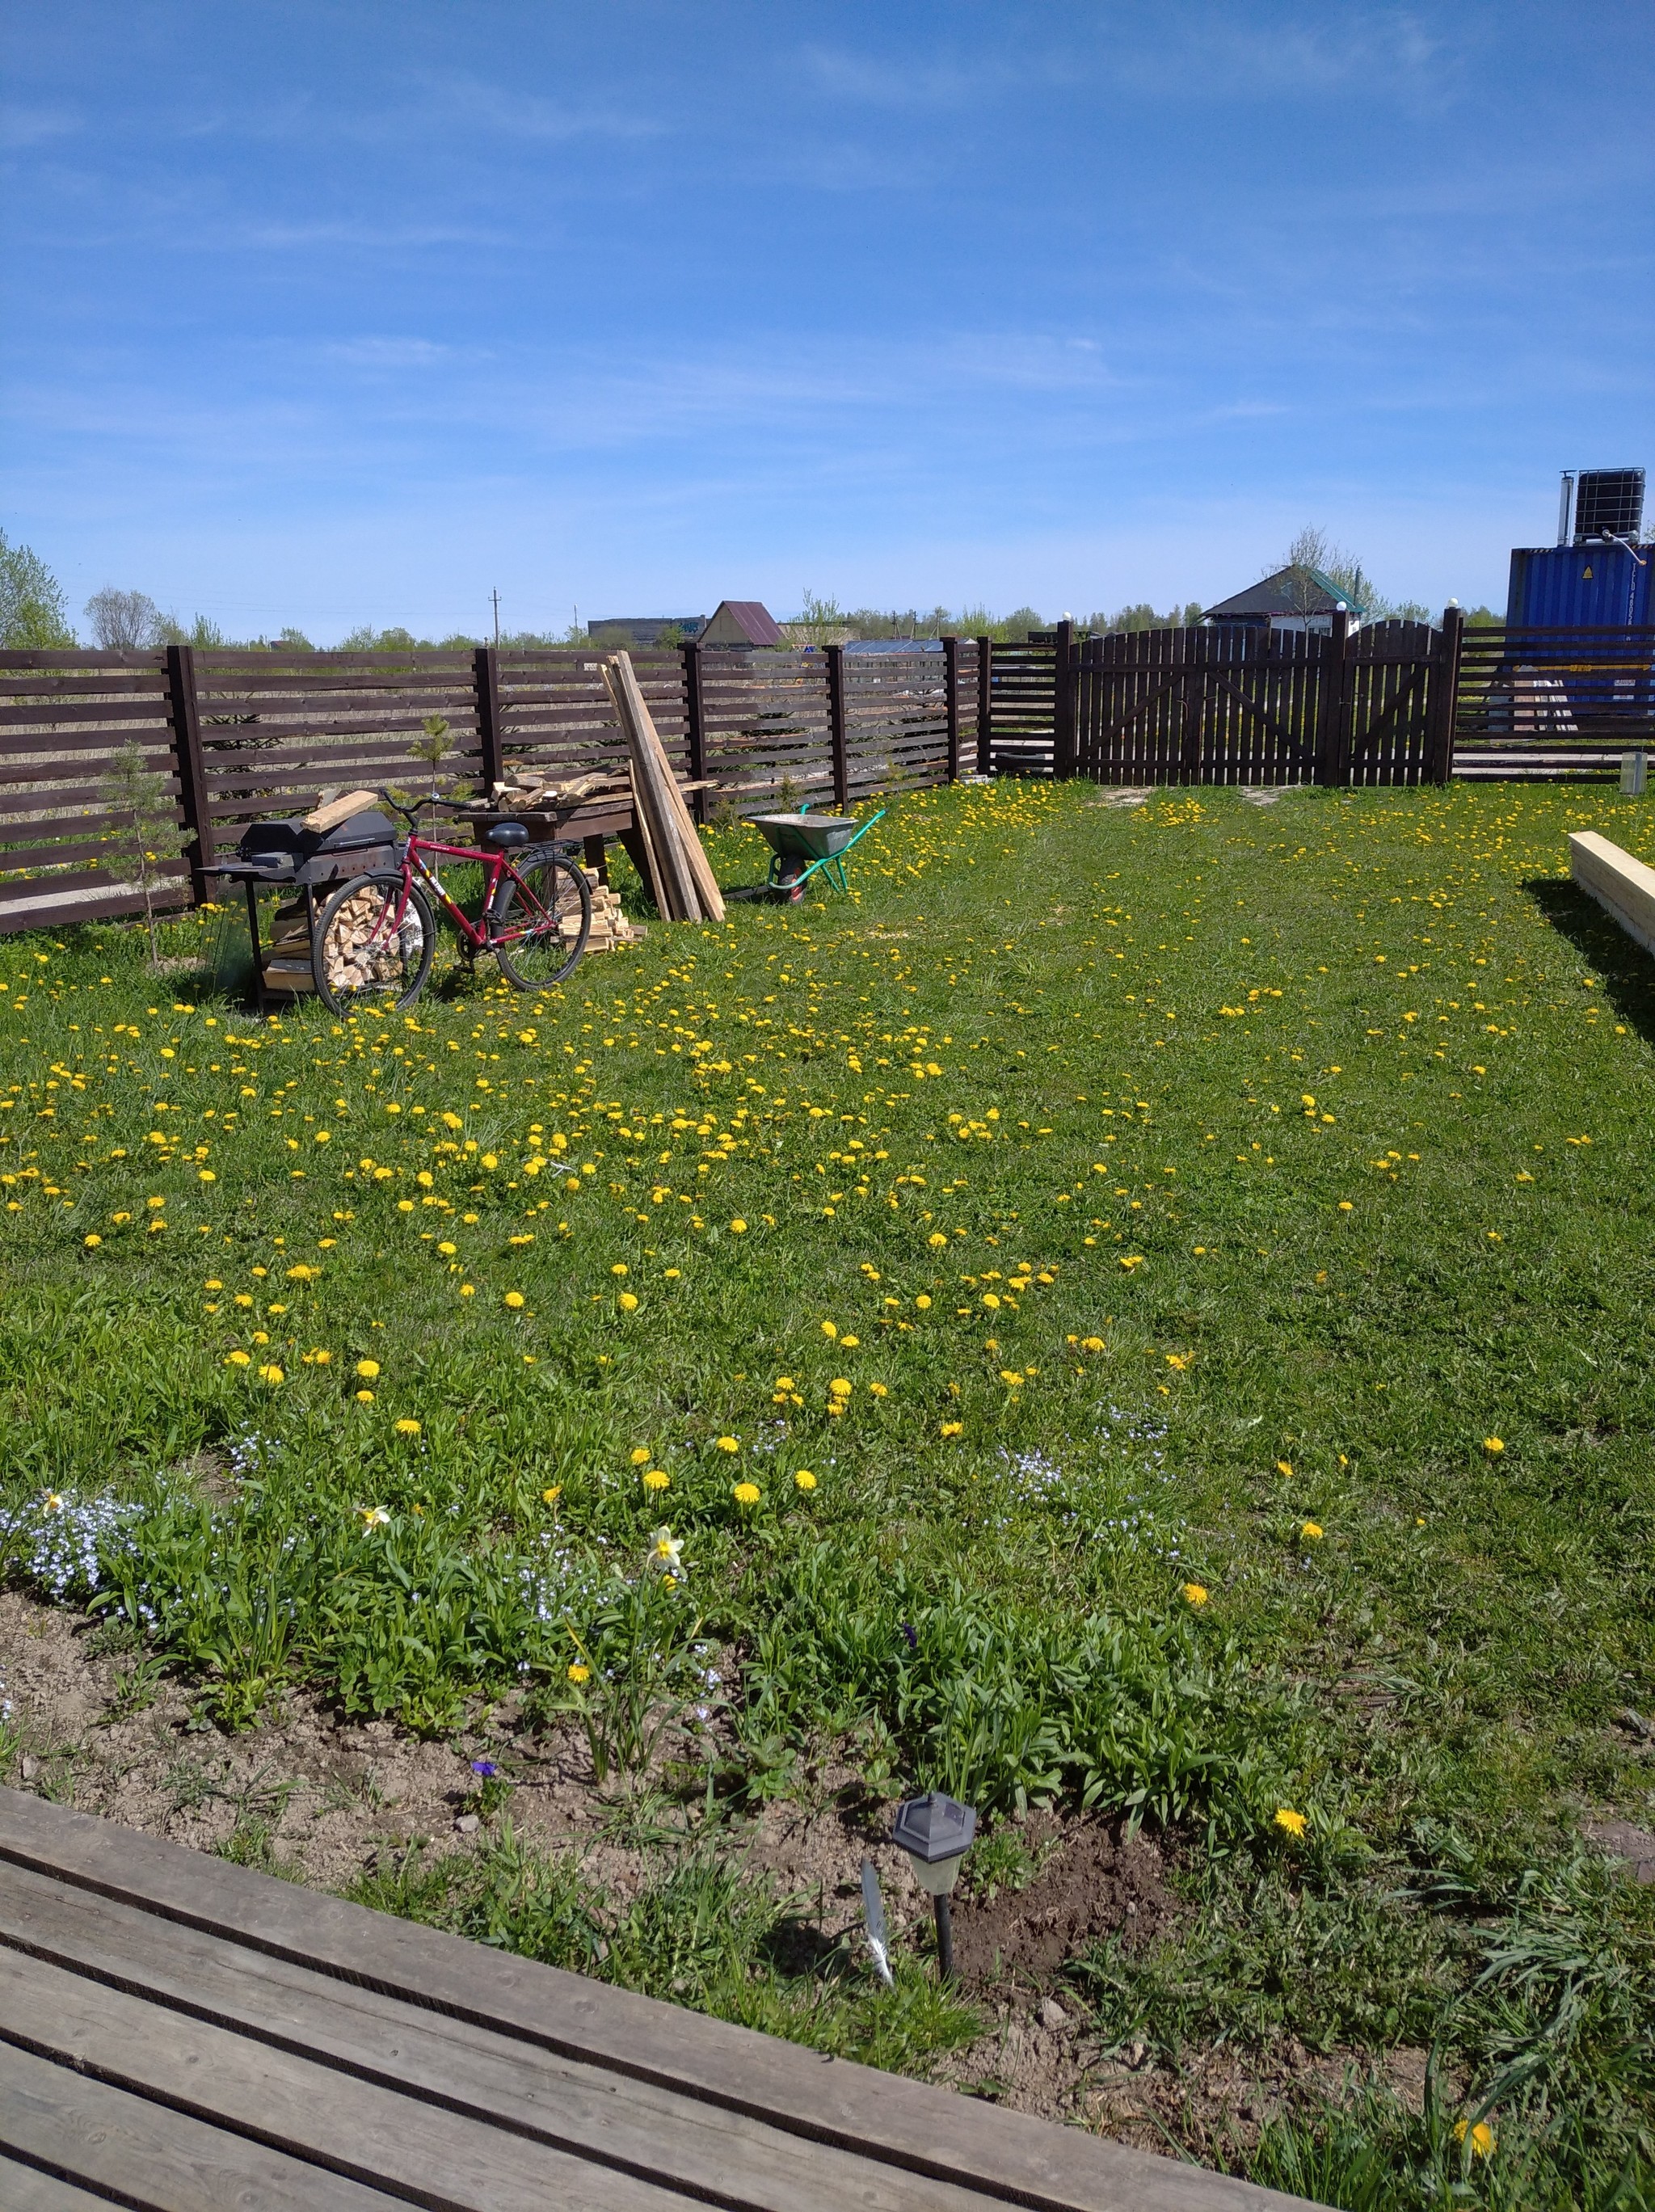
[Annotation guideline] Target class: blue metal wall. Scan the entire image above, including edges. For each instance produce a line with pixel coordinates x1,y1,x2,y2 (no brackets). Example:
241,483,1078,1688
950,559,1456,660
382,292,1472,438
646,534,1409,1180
1506,543,1652,626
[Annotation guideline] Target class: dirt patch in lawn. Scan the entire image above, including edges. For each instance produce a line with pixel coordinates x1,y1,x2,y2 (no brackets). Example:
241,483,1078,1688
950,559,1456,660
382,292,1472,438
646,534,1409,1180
950,1811,1173,1987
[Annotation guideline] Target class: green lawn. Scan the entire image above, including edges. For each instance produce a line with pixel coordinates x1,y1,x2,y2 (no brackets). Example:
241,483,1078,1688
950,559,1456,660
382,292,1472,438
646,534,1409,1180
3,777,1653,2208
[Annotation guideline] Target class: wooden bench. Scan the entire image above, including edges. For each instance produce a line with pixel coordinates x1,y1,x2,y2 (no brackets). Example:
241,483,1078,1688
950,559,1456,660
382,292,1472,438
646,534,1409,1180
0,1789,1310,2210
1569,829,1655,954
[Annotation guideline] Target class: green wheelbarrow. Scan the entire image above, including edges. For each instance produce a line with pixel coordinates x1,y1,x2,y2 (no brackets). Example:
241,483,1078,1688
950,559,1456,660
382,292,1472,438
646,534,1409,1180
752,803,886,900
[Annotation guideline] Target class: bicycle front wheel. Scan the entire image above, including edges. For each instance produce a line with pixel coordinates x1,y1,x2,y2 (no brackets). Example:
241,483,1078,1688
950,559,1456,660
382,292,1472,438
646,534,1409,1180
491,853,592,988
312,874,436,1014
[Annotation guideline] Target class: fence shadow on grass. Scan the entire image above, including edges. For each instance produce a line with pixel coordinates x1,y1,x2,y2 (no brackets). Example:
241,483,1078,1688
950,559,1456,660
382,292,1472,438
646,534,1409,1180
1525,876,1655,1046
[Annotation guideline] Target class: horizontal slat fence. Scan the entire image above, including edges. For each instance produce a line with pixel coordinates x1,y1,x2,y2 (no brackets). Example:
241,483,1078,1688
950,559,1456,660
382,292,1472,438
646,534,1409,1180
0,643,985,934
1454,624,1655,777
4,615,1650,933
0,651,192,931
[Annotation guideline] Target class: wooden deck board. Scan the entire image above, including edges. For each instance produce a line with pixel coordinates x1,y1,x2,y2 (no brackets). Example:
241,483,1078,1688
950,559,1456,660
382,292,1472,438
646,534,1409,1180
0,1789,1313,2211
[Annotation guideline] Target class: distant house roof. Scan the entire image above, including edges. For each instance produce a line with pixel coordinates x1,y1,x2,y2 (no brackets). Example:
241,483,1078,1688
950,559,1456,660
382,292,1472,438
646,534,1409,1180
1203,566,1369,622
700,600,784,648
587,616,705,647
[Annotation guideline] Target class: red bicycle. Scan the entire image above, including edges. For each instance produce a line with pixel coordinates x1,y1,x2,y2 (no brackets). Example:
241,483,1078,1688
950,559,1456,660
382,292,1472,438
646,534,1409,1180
310,795,592,1014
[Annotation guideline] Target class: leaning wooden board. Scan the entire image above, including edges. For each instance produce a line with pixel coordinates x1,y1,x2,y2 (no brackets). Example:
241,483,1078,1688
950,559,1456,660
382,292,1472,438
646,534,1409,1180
0,1790,1312,2212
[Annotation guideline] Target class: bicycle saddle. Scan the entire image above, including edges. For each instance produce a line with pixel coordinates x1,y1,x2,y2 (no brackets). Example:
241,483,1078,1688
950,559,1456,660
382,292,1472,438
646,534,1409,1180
484,820,530,847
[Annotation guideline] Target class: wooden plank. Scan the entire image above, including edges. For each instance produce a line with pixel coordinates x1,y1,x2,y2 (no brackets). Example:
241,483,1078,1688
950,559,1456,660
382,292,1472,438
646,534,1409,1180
0,1791,1303,2212
0,1863,1003,2212
0,2151,116,2211
0,2041,402,2210
1570,829,1655,953
0,1949,694,2212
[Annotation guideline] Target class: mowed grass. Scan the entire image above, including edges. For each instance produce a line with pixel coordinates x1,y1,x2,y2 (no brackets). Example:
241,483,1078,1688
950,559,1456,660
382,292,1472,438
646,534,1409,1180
3,777,1653,2207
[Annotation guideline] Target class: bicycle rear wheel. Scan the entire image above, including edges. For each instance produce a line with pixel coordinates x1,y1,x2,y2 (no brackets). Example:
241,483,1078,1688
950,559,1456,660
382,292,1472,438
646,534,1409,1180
491,852,592,988
312,874,436,1014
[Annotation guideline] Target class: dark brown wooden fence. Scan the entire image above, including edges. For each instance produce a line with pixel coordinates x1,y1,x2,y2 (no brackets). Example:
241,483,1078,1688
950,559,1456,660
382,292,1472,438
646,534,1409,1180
1453,623,1655,779
0,642,975,935
6,614,1651,935
1072,613,1459,788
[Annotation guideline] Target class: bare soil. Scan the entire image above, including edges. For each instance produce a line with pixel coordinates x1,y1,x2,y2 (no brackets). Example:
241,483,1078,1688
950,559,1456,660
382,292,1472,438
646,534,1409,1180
0,1587,1430,2153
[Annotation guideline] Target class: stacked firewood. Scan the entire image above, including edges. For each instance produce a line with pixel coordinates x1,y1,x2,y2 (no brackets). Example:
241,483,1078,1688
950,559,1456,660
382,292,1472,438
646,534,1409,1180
484,769,617,810
261,897,317,993
578,869,647,951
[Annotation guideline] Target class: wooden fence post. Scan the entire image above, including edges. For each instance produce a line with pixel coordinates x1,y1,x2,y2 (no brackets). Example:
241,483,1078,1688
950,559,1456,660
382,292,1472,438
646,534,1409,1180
681,640,707,824
473,647,503,794
1052,618,1076,779
1314,611,1351,785
1425,605,1464,784
976,635,992,775
825,643,850,809
164,643,215,904
942,634,961,781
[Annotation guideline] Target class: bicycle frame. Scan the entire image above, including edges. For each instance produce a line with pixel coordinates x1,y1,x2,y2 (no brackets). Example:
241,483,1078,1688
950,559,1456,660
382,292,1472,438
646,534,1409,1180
393,832,558,950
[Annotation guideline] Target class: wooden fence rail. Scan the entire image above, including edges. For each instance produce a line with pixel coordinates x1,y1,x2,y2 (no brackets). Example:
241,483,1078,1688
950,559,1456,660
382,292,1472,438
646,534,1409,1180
3,614,1650,934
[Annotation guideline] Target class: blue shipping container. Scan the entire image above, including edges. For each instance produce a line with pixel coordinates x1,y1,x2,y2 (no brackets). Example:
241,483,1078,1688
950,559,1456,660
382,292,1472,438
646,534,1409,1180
1506,542,1652,627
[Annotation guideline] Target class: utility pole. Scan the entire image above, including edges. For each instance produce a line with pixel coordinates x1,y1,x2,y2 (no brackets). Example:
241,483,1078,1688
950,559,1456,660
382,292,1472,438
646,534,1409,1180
491,589,501,647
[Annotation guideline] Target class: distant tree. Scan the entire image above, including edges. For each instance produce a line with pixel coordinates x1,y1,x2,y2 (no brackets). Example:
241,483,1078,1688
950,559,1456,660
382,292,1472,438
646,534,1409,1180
276,626,314,650
0,531,75,647
100,739,185,966
86,588,163,651
790,590,849,647
156,612,230,648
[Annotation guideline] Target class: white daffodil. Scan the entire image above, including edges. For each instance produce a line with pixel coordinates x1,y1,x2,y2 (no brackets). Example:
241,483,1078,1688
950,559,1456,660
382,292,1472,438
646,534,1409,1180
646,1525,683,1578
359,1505,391,1531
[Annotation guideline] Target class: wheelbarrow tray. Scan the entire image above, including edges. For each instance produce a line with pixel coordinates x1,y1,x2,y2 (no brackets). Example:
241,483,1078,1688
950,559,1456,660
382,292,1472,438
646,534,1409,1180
751,813,860,861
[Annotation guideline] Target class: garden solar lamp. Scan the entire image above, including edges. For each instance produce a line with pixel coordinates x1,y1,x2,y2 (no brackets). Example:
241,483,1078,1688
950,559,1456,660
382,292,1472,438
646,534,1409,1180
892,1792,976,1980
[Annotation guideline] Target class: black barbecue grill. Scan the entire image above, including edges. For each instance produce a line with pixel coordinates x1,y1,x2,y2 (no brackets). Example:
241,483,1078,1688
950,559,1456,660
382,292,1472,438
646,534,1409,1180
210,810,405,1011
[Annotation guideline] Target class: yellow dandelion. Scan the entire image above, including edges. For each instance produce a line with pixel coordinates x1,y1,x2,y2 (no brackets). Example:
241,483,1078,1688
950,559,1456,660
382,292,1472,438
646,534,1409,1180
84,1232,102,1247
394,1418,421,1436
1274,1807,1307,1839
225,1349,251,1367
729,1218,747,1233
503,1290,524,1309
543,1486,562,1503
643,1468,670,1491
1483,1435,1504,1455
356,1359,380,1380
1452,2121,1495,2159
257,1363,284,1385
630,1447,651,1465
794,1469,816,1491
611,1262,629,1277
1299,1520,1324,1542
732,1481,760,1506
356,1388,375,1403
618,1291,638,1311
715,1435,740,1453
915,1294,932,1310
1181,1582,1209,1607
820,1320,837,1338
567,1662,591,1683
940,1419,962,1437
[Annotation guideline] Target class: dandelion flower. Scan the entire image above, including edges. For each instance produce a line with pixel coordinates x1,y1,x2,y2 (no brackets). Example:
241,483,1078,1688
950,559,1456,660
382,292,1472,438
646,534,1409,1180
1299,1520,1324,1542
1181,1583,1209,1607
715,1435,740,1453
543,1486,562,1503
225,1350,251,1368
643,1468,670,1492
567,1662,592,1684
729,1218,747,1233
612,1262,629,1277
941,1419,962,1437
1274,1807,1307,1839
820,1320,837,1338
732,1481,761,1506
503,1291,524,1310
630,1447,651,1465
83,1233,102,1248
869,1380,888,1397
915,1294,932,1310
617,1291,638,1312
356,1388,375,1404
982,1292,1000,1310
1276,1460,1293,1477
1081,1335,1104,1353
1452,2121,1495,2159
828,1378,852,1398
1483,1435,1504,1455
356,1359,381,1380
394,1418,421,1436
794,1469,816,1491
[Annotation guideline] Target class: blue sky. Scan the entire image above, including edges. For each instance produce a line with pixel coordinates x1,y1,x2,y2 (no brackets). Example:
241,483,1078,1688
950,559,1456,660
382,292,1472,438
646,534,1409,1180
4,2,1652,642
